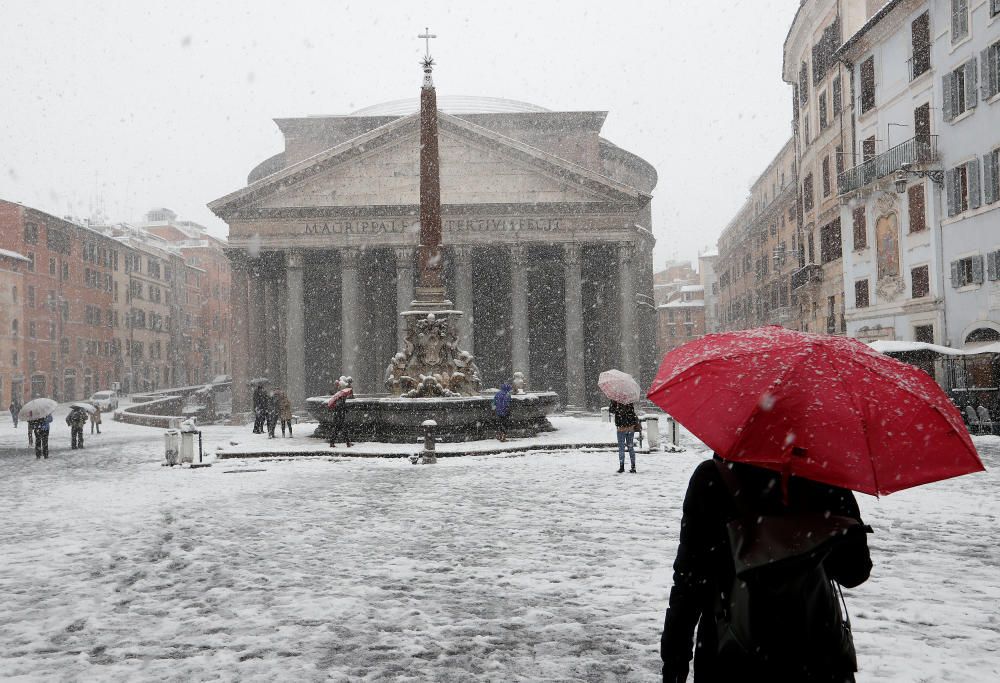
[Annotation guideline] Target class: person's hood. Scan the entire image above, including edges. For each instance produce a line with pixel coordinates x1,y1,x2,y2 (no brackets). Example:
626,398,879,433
500,383,512,393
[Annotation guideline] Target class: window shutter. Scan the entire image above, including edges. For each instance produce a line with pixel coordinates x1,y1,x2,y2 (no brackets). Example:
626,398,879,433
984,151,998,205
973,255,985,284
982,49,994,100
968,158,982,210
951,260,961,288
952,2,961,36
966,59,978,109
943,73,955,121
993,0,1000,16
946,168,957,216
989,251,999,281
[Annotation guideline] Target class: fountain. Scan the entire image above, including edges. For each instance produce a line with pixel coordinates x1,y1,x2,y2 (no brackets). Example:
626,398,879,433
306,35,559,443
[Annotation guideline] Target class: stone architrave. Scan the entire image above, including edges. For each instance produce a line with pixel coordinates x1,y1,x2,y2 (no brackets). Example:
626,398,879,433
340,247,363,391
285,250,306,407
510,244,530,383
228,252,251,412
617,242,639,380
563,242,586,408
394,246,415,349
452,245,475,351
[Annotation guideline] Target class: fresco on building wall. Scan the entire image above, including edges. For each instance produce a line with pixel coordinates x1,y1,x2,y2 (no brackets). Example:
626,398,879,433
876,212,900,280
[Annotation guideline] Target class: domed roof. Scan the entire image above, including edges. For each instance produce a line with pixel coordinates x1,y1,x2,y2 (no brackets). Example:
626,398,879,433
351,95,550,117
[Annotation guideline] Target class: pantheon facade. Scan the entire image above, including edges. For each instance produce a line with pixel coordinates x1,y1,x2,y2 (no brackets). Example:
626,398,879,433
210,96,658,410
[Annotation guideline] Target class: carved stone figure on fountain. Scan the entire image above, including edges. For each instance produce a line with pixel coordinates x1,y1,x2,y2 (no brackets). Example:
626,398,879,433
512,371,527,395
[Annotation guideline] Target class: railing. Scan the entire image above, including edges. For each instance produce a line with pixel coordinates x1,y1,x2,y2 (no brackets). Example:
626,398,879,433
838,135,938,195
907,55,931,81
791,264,823,290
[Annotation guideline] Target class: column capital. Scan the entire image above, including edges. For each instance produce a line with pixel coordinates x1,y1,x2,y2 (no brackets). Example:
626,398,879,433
562,242,583,266
510,243,528,265
393,246,416,264
340,247,363,268
451,245,475,263
286,249,305,270
615,241,636,264
224,248,251,271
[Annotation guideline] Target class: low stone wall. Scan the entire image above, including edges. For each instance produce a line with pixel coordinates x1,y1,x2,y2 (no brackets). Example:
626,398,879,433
114,395,184,429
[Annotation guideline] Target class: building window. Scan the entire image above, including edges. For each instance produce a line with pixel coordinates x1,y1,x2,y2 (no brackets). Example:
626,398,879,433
951,0,969,43
803,174,814,212
61,262,69,281
908,185,927,232
822,156,831,197
914,324,934,344
11,320,18,336
992,0,1000,19
819,91,828,130
984,39,1000,101
27,285,35,308
852,207,867,249
951,255,984,287
860,56,875,114
26,252,34,272
855,280,870,308
946,160,980,216
912,265,930,298
48,257,56,275
832,76,842,116
820,219,842,264
863,136,876,162
836,145,845,177
943,60,977,121
911,12,931,79
799,62,809,105
914,103,931,144
23,222,39,244
803,114,811,144
984,147,1000,205
29,321,36,339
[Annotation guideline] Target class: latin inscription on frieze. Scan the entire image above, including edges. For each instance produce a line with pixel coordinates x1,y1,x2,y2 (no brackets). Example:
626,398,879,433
302,217,561,236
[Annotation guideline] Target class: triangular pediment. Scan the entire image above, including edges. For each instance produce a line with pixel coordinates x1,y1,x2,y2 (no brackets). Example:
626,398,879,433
209,112,646,217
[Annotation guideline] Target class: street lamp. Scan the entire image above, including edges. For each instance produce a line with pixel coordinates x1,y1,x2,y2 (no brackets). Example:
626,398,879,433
894,163,944,194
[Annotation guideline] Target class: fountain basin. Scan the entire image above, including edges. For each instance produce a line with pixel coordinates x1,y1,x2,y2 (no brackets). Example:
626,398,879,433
305,391,560,443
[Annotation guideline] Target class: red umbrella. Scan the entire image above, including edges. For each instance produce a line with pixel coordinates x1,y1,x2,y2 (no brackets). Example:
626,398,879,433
647,326,985,496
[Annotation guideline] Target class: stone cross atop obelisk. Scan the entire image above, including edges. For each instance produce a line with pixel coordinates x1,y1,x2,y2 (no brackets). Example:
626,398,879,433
413,28,451,310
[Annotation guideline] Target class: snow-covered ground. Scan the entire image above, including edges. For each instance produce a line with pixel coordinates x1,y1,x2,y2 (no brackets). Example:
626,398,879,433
0,407,997,681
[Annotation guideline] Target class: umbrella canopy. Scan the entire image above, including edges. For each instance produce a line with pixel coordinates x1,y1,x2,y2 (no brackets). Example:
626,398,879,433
70,402,97,414
18,398,58,421
598,369,641,404
647,326,985,496
248,377,270,386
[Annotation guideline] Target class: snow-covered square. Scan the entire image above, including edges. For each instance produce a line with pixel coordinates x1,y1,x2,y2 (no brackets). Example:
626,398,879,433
1,409,998,681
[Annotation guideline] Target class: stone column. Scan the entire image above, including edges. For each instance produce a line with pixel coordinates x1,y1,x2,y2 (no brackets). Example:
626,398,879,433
394,246,415,350
285,250,306,408
263,275,279,382
247,258,267,383
617,242,640,380
228,253,250,413
510,244,530,384
452,245,475,352
563,243,586,408
340,247,363,392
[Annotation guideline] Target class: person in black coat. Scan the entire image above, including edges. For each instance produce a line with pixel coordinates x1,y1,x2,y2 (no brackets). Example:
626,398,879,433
264,391,279,438
660,455,873,683
252,385,266,434
609,400,640,473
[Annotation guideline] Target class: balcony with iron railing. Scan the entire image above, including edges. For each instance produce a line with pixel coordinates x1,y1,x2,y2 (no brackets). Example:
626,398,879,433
837,135,938,195
791,264,823,290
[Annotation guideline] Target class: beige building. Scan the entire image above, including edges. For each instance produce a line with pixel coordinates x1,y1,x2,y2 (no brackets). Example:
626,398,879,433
717,139,800,331
0,249,30,404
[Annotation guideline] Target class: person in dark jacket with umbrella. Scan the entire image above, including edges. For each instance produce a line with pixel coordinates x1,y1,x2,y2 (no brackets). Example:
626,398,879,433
660,455,873,682
265,390,279,438
29,414,53,459
66,407,88,449
327,378,354,448
252,384,266,434
9,400,20,428
609,399,639,473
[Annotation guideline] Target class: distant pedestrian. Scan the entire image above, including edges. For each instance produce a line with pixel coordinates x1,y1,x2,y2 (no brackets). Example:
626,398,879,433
493,383,513,442
252,384,266,434
609,399,639,473
90,405,102,434
9,400,19,429
29,414,52,459
327,378,354,448
265,390,279,438
276,389,293,437
66,407,88,449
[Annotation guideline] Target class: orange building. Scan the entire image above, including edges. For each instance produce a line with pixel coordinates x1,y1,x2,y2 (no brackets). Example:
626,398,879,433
657,284,707,356
0,247,30,405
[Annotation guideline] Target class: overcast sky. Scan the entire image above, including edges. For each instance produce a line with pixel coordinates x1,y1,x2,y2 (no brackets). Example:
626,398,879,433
1,0,800,269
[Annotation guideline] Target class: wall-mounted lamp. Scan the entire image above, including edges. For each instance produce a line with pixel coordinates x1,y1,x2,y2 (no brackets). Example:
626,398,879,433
894,163,944,194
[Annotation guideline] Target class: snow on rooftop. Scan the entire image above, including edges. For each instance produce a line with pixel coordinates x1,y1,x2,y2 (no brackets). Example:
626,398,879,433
659,300,705,308
679,284,704,293
351,96,551,116
0,248,30,262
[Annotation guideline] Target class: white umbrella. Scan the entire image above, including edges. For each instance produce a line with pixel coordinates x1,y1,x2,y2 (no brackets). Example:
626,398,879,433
70,402,97,414
598,369,641,404
18,398,58,421
248,377,270,385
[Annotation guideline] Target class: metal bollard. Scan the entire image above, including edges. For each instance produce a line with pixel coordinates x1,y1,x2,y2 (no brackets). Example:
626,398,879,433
421,419,437,464
600,406,610,423
665,415,679,446
645,416,660,450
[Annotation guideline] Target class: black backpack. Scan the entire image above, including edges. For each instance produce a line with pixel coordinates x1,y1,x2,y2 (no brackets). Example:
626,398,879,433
713,459,867,675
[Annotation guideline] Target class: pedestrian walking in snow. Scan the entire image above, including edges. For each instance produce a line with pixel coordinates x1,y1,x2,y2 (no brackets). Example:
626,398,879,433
660,454,872,682
327,378,353,448
66,406,88,449
90,405,102,434
265,390,279,438
609,399,639,473
276,389,293,437
9,400,20,428
29,414,52,459
492,383,513,442
252,384,267,434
